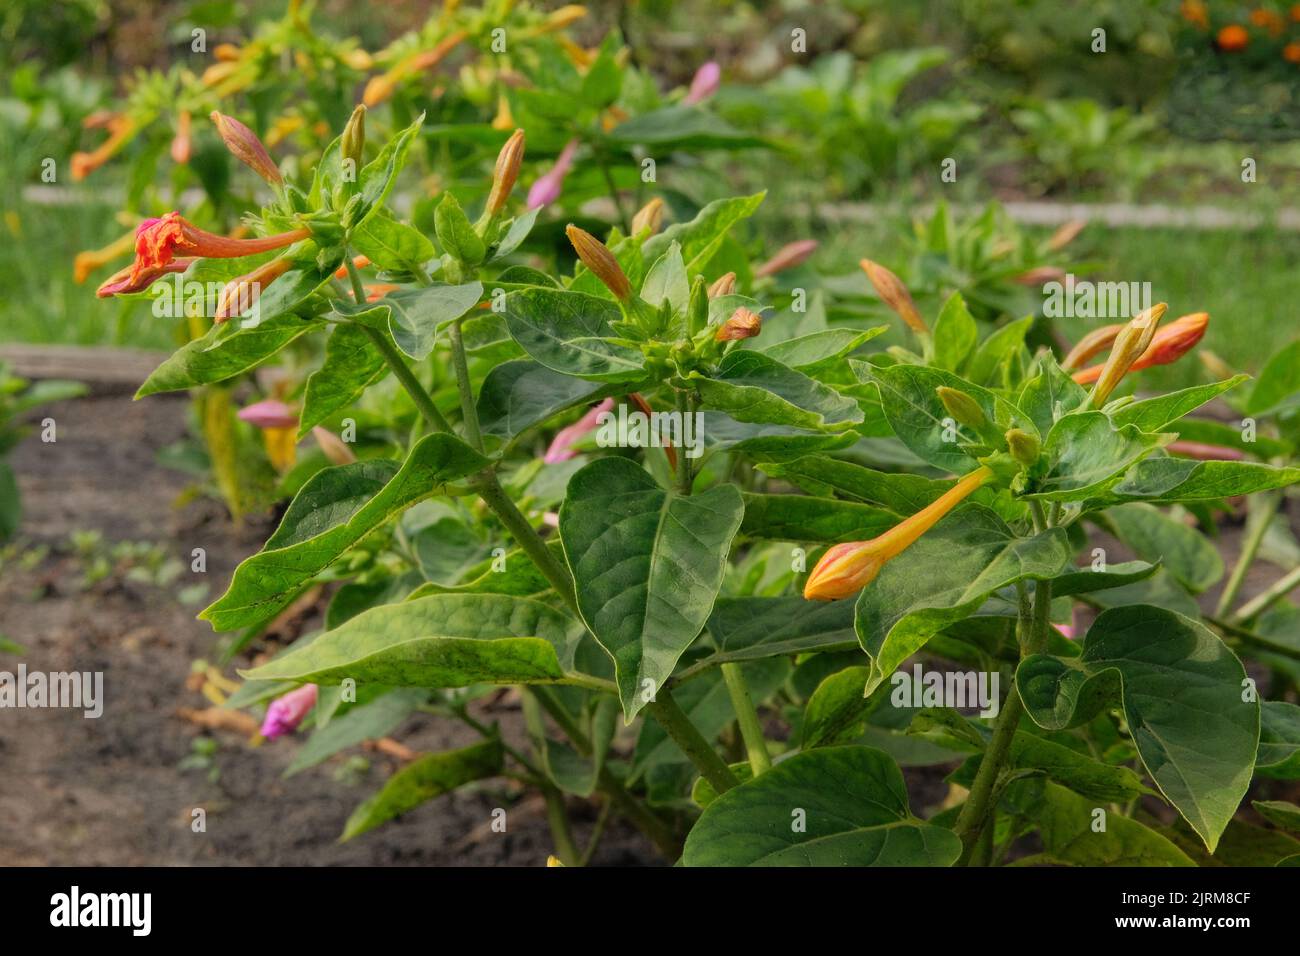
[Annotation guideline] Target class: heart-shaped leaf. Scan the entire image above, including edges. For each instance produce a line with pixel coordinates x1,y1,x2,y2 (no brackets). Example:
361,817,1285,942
503,288,646,382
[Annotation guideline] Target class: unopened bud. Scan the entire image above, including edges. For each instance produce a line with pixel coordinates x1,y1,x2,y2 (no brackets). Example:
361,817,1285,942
566,224,631,300
936,386,986,430
486,129,526,216
707,272,736,298
211,111,283,185
1046,220,1086,251
631,197,665,236
755,239,817,278
341,104,366,169
1062,323,1123,371
860,258,928,334
1087,303,1167,406
1199,349,1236,381
1005,428,1041,467
716,307,762,342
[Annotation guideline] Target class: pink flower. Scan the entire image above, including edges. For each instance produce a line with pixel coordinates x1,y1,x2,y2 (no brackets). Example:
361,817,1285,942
684,62,721,105
237,399,298,429
527,139,579,209
260,684,318,738
544,398,613,463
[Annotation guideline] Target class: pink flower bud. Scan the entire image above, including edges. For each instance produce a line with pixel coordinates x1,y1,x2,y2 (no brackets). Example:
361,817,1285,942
527,139,579,209
260,684,318,738
237,399,298,429
684,62,721,105
544,398,613,463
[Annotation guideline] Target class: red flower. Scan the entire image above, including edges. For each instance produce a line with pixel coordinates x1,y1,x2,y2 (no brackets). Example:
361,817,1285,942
128,212,310,287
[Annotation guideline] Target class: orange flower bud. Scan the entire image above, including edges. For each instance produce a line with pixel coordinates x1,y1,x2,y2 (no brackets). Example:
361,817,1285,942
1074,310,1205,388
804,466,993,601
491,92,516,131
631,197,665,236
211,111,283,185
1217,24,1249,50
214,257,294,322
213,43,242,62
486,129,526,216
540,5,587,32
566,224,631,300
312,427,357,465
1046,219,1086,251
715,307,762,342
860,258,928,334
707,272,737,298
95,257,195,297
755,239,817,278
71,116,138,180
1013,265,1066,286
333,255,371,279
170,110,192,165
1061,323,1124,371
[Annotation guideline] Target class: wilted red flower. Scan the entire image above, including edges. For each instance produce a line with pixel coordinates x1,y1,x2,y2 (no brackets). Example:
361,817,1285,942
127,212,310,287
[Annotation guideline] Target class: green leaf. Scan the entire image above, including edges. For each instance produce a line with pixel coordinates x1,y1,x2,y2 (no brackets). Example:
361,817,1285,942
489,207,540,262
1026,410,1167,501
434,193,485,266
0,462,18,542
342,736,502,841
297,323,388,437
738,493,897,543
1102,503,1222,594
1105,459,1300,504
952,731,1153,803
408,542,562,599
523,693,616,798
504,288,646,383
757,455,952,514
758,328,886,376
931,293,977,372
1245,339,1300,416
868,363,1032,472
681,746,962,866
1254,800,1300,833
802,666,885,748
136,314,320,397
286,688,429,776
967,315,1033,386
353,113,423,230
641,192,766,273
856,505,1071,694
240,593,583,686
476,360,617,441
1051,559,1160,596
1110,376,1250,432
694,351,863,431
640,242,689,315
1017,780,1193,866
558,457,744,719
609,108,768,152
699,596,858,667
699,412,853,459
1017,356,1087,437
203,433,489,630
1257,700,1300,778
352,215,436,273
336,282,483,361
1017,604,1259,851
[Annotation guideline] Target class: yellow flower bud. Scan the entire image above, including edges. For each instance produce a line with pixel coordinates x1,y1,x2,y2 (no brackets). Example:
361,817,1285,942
341,104,366,169
566,224,632,300
486,129,526,216
1085,303,1167,407
631,197,665,236
1005,428,1041,467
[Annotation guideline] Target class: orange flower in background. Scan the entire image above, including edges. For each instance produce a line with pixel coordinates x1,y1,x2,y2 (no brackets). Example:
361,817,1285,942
715,307,762,342
1217,24,1250,50
1072,312,1208,385
74,230,137,283
1181,0,1209,28
804,466,994,601
71,115,138,180
126,212,310,287
170,110,192,165
362,31,468,107
1249,8,1285,35
333,255,371,279
1285,41,1300,62
860,258,928,334
1292,3,1300,21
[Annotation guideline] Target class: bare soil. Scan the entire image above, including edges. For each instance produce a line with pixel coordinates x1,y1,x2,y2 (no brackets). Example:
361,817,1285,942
0,391,652,866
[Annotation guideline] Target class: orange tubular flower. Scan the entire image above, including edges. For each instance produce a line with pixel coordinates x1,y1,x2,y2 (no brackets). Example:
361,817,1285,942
1061,323,1124,370
74,230,137,284
1217,24,1250,50
1046,219,1086,251
128,212,310,286
363,31,468,107
214,257,294,322
171,110,192,165
71,116,138,181
755,240,818,278
860,258,928,334
333,255,371,279
1072,311,1207,386
804,466,994,601
96,257,195,298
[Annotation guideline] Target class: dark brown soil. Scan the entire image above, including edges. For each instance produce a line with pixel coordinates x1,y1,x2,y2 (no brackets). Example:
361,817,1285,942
0,391,653,866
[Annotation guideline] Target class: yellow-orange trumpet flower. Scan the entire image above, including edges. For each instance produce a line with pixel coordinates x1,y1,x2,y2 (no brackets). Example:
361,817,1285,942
804,466,994,601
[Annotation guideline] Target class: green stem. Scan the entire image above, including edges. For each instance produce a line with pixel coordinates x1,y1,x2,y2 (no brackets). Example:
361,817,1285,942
448,317,483,452
1216,492,1279,617
474,470,578,609
541,785,581,866
952,683,1023,865
1029,578,1053,655
579,799,612,867
675,388,695,495
597,153,631,232
1232,563,1300,625
720,662,772,776
646,694,739,795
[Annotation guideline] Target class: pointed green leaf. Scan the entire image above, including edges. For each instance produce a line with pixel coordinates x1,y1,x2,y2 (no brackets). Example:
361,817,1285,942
1017,780,1193,866
1110,376,1250,432
1025,410,1168,501
682,746,962,866
503,288,646,383
476,359,619,441
738,493,897,543
335,282,483,361
641,192,766,272
298,323,388,437
1105,458,1300,504
558,457,744,719
758,327,886,376
1102,503,1222,594
136,313,321,397
1257,700,1300,778
694,351,863,431
203,434,489,630
1017,604,1259,851
931,293,978,372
